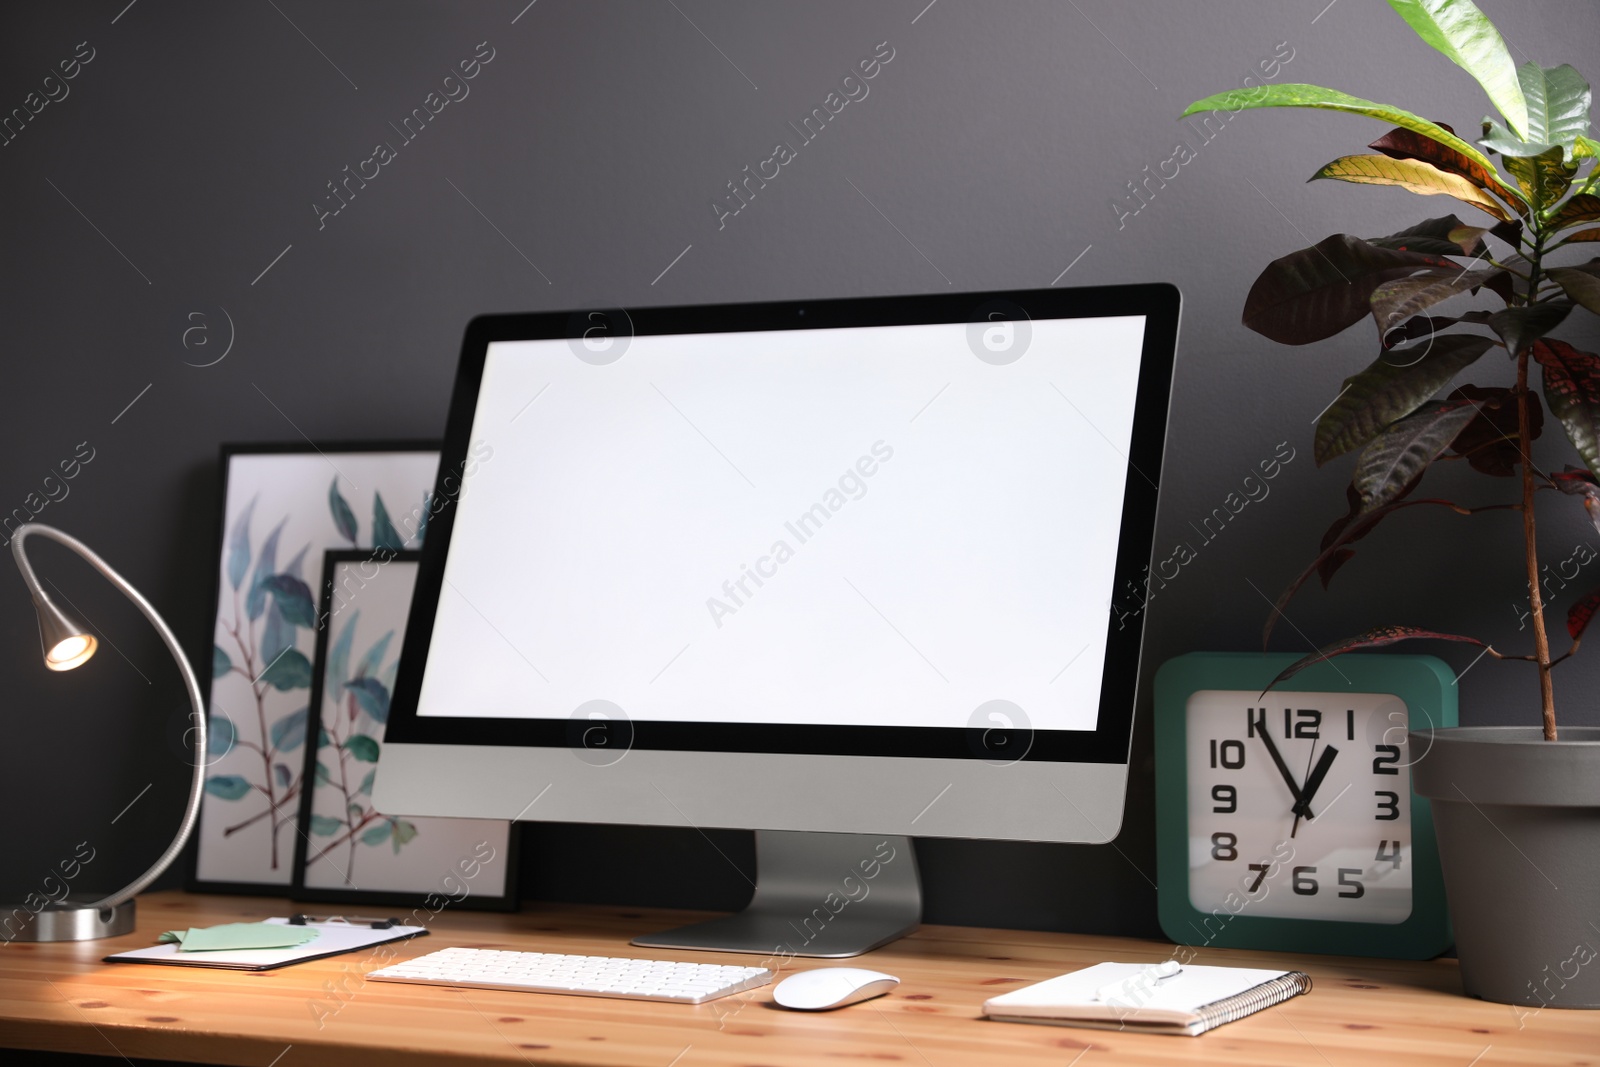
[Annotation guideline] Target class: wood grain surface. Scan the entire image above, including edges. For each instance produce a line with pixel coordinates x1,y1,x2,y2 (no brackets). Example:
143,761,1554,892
0,891,1594,1066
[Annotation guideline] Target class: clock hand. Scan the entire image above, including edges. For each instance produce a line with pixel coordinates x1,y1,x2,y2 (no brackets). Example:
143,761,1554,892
1253,723,1312,819
1290,744,1340,838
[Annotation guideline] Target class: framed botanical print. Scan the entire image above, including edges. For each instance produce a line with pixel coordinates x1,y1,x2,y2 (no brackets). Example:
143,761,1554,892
291,550,516,909
190,442,439,894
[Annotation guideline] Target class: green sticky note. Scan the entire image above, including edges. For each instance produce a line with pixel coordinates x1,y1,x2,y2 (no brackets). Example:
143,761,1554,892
157,922,319,952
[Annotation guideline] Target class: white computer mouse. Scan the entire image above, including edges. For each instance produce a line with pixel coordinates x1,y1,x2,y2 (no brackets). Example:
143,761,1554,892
772,967,900,1011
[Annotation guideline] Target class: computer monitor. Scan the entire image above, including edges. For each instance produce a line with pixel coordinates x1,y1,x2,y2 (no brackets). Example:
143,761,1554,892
377,285,1179,956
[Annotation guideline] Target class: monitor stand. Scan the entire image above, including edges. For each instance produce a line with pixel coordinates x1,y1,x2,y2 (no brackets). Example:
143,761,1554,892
631,830,920,958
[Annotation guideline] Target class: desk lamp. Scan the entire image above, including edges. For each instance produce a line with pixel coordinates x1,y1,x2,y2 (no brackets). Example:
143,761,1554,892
3,523,206,941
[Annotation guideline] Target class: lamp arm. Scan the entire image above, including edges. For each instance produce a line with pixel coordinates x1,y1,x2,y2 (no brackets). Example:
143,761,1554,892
12,523,207,911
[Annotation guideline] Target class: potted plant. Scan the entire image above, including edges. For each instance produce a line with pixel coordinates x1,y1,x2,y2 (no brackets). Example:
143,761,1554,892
1183,0,1600,1007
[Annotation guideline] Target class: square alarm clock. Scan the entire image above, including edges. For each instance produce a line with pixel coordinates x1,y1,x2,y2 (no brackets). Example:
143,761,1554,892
1153,652,1456,959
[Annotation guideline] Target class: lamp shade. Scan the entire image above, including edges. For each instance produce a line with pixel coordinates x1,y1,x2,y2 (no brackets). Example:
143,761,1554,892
30,591,97,671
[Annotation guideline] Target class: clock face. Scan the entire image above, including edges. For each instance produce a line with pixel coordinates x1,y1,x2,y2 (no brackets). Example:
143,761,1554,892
1186,689,1413,924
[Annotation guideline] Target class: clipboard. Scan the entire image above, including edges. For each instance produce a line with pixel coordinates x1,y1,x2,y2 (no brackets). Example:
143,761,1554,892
104,916,428,971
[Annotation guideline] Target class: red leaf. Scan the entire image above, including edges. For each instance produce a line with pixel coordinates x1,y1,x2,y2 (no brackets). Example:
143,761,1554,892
1369,126,1530,217
1265,626,1489,692
1446,384,1542,477
1567,589,1600,641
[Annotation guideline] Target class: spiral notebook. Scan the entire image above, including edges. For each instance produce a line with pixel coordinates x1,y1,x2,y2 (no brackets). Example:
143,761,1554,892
983,962,1311,1037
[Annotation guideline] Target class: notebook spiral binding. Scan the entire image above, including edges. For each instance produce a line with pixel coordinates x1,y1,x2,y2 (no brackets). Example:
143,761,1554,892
1194,971,1313,1033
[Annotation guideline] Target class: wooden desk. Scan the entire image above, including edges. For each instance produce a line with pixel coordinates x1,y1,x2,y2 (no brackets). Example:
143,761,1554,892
0,891,1593,1066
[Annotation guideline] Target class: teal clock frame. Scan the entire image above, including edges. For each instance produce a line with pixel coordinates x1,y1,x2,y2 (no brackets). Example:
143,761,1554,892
1153,651,1456,959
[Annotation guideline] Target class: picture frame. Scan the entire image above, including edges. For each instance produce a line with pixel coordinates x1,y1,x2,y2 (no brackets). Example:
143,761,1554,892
190,441,441,895
291,549,517,910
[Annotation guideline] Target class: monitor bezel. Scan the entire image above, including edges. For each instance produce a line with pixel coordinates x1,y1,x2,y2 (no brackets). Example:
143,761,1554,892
384,284,1178,764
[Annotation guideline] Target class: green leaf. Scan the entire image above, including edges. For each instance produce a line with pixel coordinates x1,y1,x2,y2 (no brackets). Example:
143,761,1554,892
349,803,364,819
310,814,342,836
1369,127,1530,216
1314,335,1494,465
1502,143,1576,211
1385,0,1527,139
1366,214,1489,258
260,647,313,691
314,761,332,785
392,819,418,854
212,645,231,679
204,774,252,801
329,478,358,543
206,713,236,756
357,768,375,795
246,518,286,622
361,821,393,847
1353,398,1481,511
225,495,257,592
1549,194,1600,231
354,631,393,684
1183,83,1500,173
1510,63,1592,160
1536,339,1600,477
260,574,316,628
1488,302,1573,357
1369,268,1506,333
373,493,403,550
1242,234,1458,345
418,492,431,544
1265,625,1492,691
346,734,380,763
326,610,358,705
1311,154,1511,221
345,677,391,725
273,762,292,789
1549,262,1600,316
270,706,309,753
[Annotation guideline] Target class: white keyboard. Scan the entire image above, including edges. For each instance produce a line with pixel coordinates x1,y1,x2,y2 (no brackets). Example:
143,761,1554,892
367,946,774,1004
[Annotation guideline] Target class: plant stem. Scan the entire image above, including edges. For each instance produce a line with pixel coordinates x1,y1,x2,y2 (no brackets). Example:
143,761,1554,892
1517,227,1558,739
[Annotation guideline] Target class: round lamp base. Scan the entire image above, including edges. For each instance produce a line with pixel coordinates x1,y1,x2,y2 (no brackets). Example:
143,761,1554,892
2,899,135,942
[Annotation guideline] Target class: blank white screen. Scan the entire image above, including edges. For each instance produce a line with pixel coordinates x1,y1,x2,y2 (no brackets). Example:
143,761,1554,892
416,316,1146,733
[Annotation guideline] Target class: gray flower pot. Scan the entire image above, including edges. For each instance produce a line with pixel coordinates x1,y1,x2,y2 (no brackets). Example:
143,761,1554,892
1410,726,1600,1008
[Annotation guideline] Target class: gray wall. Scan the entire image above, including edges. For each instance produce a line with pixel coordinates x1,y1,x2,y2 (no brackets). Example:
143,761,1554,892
3,1,1597,937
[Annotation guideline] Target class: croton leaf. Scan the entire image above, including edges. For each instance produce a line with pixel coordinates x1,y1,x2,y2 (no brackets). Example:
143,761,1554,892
345,677,391,725
270,705,309,752
1549,194,1600,232
1381,310,1493,348
204,774,252,801
1367,214,1490,258
207,713,236,757
260,574,316,628
1558,227,1600,245
1265,624,1492,691
310,814,342,836
1502,143,1576,211
1535,339,1600,477
1353,398,1481,511
1568,589,1600,641
1547,262,1600,316
1551,465,1600,537
373,493,403,551
1182,84,1500,172
1243,234,1457,345
329,478,358,543
1314,334,1494,465
1385,0,1527,140
346,734,380,762
1502,63,1592,160
1369,128,1529,216
1445,384,1542,476
1311,155,1511,221
1488,302,1573,357
1369,268,1507,333
260,647,313,691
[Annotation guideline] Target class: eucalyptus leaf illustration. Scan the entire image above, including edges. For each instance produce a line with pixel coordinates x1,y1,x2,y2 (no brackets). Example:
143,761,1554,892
246,518,287,621
348,802,364,819
326,610,358,705
361,821,393,847
310,814,342,836
270,706,309,752
207,713,236,756
329,477,359,543
317,725,332,747
345,677,391,724
314,761,331,785
380,659,398,694
225,495,257,591
260,648,313,691
391,819,418,854
373,492,403,550
205,774,251,801
212,645,231,679
418,491,431,543
354,631,393,682
273,762,292,788
260,575,316,628
262,544,309,667
357,768,375,795
346,734,380,762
